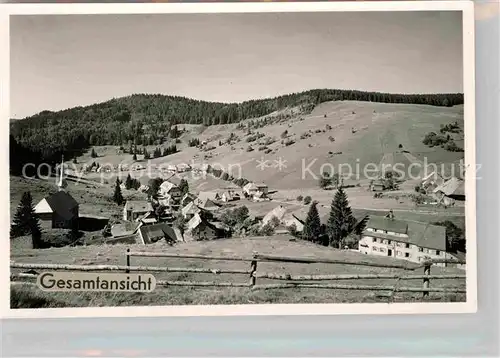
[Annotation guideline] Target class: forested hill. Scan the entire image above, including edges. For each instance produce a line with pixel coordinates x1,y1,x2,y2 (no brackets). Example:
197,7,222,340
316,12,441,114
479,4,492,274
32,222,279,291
10,89,463,171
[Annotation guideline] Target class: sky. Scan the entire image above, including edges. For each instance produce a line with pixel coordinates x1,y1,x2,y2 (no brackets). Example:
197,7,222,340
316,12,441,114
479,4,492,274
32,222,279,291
10,11,463,119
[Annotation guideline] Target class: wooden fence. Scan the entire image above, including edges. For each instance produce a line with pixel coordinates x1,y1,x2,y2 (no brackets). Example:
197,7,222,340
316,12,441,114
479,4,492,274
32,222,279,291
10,248,466,299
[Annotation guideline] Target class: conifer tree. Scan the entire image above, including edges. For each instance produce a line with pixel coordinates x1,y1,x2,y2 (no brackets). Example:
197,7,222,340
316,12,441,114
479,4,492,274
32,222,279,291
11,191,41,239
113,178,124,205
125,174,132,190
326,187,357,248
303,201,321,243
179,179,189,196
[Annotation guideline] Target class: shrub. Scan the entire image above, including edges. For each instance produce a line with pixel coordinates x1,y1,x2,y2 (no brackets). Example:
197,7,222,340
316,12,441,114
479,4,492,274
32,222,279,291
246,146,254,152
325,124,332,130
284,139,295,146
443,140,464,152
303,196,312,205
280,130,288,139
258,146,268,151
297,195,303,201
264,149,272,154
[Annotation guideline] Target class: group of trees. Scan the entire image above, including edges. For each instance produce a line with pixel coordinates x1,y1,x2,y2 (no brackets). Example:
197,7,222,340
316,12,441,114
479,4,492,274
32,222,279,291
422,121,464,153
319,172,341,190
143,145,178,160
300,187,368,249
10,89,464,177
124,174,141,190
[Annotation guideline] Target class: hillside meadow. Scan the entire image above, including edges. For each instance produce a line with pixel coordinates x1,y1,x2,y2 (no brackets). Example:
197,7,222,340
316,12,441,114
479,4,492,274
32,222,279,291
10,236,466,308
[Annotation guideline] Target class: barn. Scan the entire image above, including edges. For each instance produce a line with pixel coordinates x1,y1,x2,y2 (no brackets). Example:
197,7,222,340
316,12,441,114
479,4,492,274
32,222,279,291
34,191,79,229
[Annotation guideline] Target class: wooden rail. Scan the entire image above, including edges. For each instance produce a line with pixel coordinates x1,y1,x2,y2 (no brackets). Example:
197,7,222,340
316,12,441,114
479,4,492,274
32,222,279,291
9,249,466,300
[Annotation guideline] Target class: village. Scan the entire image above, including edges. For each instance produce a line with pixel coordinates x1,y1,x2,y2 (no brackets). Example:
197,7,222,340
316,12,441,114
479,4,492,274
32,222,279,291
21,138,466,272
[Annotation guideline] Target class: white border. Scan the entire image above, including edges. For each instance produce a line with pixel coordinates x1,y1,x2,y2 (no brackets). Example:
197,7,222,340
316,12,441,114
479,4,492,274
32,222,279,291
0,1,477,319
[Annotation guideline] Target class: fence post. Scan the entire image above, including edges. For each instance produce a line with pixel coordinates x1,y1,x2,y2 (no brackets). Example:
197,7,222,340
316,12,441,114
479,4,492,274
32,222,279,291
126,248,130,274
249,252,258,286
422,262,431,298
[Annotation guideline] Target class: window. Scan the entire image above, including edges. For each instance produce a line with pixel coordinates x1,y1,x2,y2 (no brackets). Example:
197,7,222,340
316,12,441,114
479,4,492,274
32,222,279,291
372,238,376,242
418,247,423,252
388,240,392,245
405,243,410,249
405,253,410,258
380,248,386,253
373,247,378,252
436,250,441,256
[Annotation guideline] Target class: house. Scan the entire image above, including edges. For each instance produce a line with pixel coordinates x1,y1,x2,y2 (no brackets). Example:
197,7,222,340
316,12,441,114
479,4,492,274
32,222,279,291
282,213,305,232
358,214,453,266
432,177,465,205
370,179,387,192
198,191,220,202
243,182,269,197
136,211,158,225
262,205,287,226
123,200,153,221
181,201,201,220
137,223,184,244
184,213,228,241
159,181,182,201
34,191,79,229
221,190,241,202
194,197,219,211
420,171,445,194
243,182,259,196
255,183,269,194
181,192,197,206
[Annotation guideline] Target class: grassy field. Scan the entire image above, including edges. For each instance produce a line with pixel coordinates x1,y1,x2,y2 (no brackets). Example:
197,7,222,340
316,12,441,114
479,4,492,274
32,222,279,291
10,235,466,308
66,100,464,190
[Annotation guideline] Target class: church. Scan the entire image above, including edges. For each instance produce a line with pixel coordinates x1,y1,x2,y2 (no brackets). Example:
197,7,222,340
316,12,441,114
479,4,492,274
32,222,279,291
34,157,79,229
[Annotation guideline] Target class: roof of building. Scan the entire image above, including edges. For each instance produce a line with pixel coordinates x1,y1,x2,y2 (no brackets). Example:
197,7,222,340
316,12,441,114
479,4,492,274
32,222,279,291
433,177,465,196
262,205,287,225
124,200,153,213
186,213,203,231
181,201,201,216
366,216,408,234
111,221,142,237
138,223,179,244
160,181,178,193
450,251,466,262
243,182,258,191
35,191,79,220
198,191,219,201
364,216,446,251
194,197,219,210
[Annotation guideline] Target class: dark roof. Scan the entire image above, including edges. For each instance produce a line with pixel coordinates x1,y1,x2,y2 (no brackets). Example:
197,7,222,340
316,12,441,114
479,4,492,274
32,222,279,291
139,223,177,244
124,200,153,213
45,191,78,220
366,216,408,234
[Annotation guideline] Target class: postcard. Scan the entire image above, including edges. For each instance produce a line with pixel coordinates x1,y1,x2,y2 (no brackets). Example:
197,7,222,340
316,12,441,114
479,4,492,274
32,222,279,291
1,1,477,319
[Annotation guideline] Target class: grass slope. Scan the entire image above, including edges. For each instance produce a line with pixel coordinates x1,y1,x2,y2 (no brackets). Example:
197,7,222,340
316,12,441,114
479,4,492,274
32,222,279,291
10,235,465,308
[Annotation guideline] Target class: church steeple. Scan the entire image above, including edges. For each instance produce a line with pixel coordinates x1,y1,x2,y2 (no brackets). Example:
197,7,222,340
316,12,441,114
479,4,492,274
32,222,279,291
57,155,67,191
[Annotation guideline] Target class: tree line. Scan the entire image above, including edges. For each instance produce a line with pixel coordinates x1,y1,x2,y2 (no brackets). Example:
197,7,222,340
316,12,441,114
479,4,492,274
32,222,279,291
10,89,463,177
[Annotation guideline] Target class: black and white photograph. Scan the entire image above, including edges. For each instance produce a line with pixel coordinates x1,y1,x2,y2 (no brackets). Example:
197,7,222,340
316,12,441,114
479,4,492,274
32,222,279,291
3,1,476,317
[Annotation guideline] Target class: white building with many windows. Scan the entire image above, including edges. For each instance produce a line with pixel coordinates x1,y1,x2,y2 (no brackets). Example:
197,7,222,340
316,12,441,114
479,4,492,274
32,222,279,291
358,214,457,267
